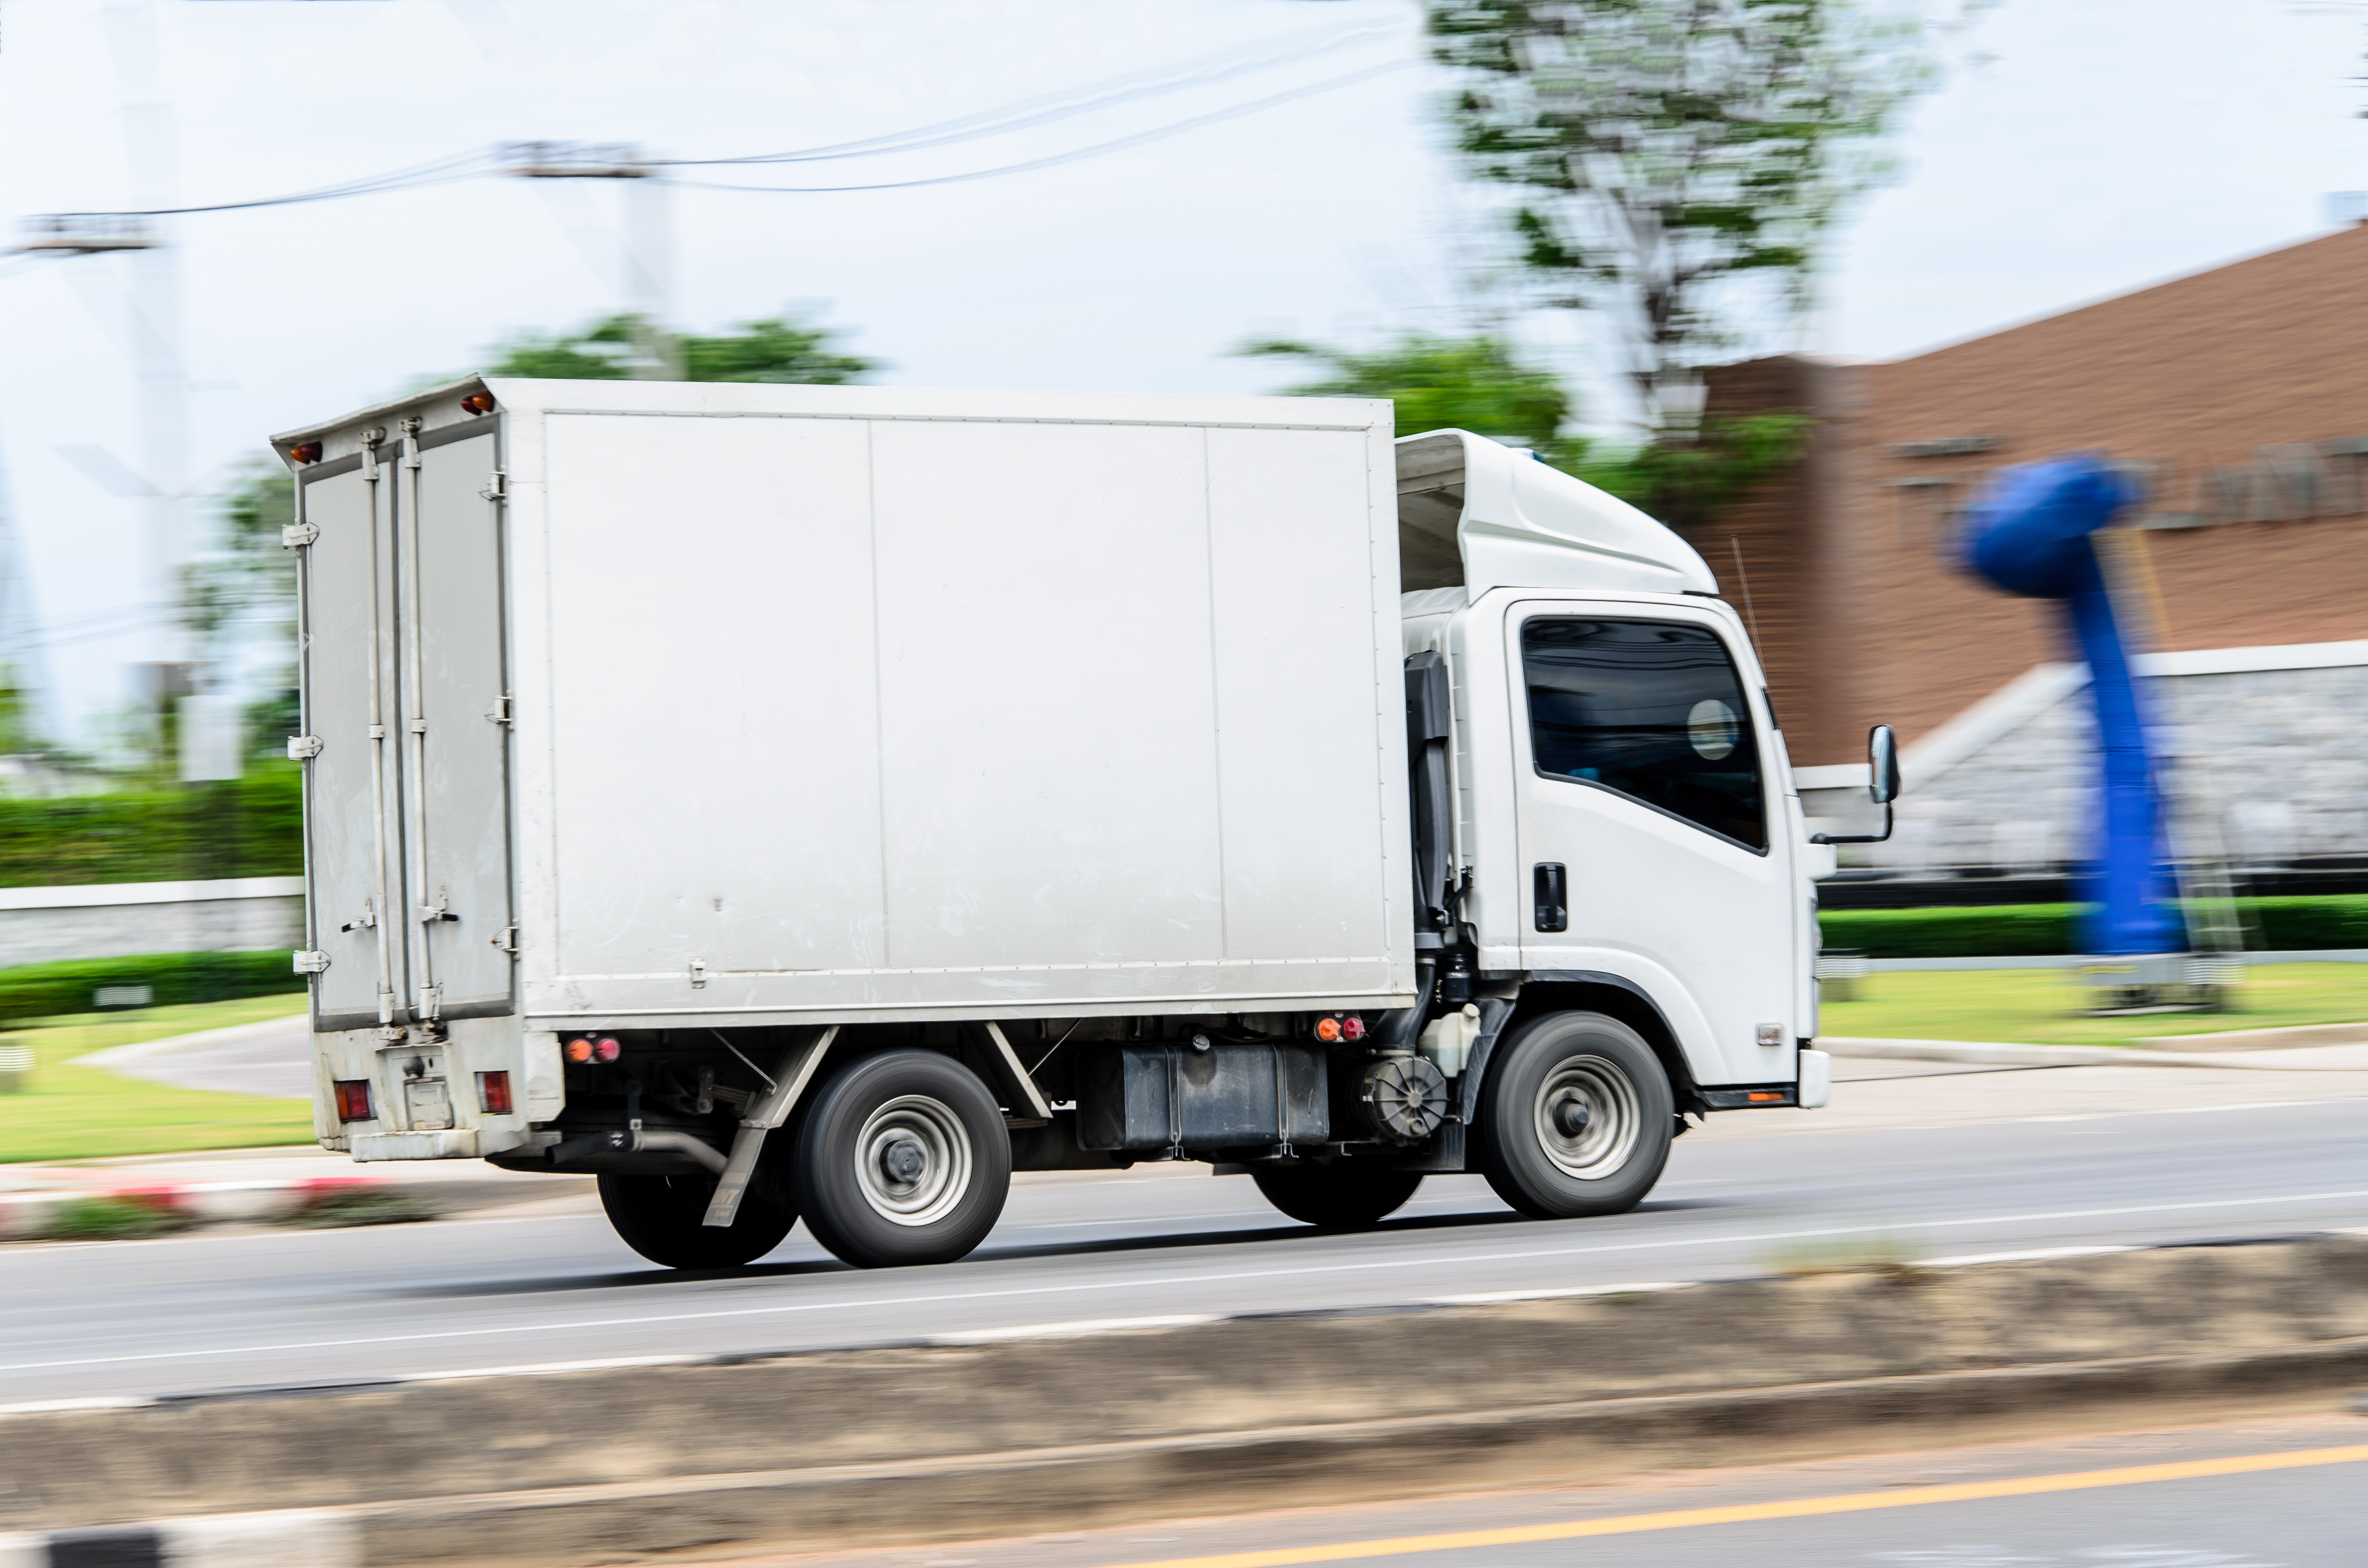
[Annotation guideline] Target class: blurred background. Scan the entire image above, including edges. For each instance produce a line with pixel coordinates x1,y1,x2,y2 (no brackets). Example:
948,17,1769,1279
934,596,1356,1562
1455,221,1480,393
0,0,2363,1142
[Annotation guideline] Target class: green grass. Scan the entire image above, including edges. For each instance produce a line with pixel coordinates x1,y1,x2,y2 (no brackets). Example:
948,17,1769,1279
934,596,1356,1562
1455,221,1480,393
0,994,313,1164
1820,963,2368,1047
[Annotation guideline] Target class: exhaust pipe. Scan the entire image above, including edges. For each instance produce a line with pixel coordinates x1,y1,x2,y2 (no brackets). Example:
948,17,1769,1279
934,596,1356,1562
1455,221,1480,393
546,1128,728,1174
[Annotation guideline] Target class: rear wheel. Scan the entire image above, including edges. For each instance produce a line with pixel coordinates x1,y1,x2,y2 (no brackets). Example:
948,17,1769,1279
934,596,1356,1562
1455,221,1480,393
597,1171,796,1270
794,1050,1013,1268
1473,1011,1672,1220
1252,1161,1424,1228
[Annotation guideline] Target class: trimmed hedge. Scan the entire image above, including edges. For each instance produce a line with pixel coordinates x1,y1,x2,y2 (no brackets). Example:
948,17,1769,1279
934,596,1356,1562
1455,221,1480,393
0,764,302,888
0,951,305,1027
1820,896,2368,959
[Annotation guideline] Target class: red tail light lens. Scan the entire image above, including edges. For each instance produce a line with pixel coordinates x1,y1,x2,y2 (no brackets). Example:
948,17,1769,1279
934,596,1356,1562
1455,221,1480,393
592,1036,621,1063
477,1071,513,1115
333,1079,374,1122
290,441,323,465
1340,1015,1367,1041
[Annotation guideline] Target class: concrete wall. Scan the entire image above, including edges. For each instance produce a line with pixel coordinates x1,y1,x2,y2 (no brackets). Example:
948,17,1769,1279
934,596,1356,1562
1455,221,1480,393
1813,642,2368,872
0,877,303,968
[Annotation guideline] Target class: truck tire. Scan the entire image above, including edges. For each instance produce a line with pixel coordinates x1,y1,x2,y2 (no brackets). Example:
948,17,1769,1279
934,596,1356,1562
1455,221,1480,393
794,1049,1013,1268
1473,1011,1672,1220
1252,1161,1423,1228
597,1173,796,1270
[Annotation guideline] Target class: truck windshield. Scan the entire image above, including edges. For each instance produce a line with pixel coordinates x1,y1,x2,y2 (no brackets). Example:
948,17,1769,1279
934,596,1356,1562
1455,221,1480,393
1521,617,1767,852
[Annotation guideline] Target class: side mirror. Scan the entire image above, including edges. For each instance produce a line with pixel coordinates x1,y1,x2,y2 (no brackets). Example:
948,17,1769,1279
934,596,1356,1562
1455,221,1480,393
1868,724,1900,805
1810,723,1900,845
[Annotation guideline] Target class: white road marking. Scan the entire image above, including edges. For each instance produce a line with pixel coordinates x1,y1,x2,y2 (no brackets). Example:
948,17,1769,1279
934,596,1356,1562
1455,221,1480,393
1922,1244,2134,1267
1426,1281,1692,1305
4,1188,2364,1376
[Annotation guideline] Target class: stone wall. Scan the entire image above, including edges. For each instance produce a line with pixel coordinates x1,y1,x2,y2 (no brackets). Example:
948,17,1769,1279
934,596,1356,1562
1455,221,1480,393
1838,648,2368,873
0,878,304,969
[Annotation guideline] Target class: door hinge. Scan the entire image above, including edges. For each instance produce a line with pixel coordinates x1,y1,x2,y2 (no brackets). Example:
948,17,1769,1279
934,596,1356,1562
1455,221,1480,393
480,470,508,502
485,692,514,726
490,925,519,955
287,734,323,760
281,522,318,549
293,950,331,975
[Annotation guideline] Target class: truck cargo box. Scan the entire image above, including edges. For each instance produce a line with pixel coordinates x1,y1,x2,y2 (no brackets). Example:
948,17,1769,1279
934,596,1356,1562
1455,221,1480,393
276,380,1414,1040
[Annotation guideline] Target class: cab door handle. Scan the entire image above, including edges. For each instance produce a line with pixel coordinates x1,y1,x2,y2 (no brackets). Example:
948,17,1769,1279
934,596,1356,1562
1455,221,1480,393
1533,863,1567,932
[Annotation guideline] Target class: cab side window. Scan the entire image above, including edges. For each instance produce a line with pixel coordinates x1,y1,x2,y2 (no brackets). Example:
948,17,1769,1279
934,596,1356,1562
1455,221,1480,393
1521,617,1768,852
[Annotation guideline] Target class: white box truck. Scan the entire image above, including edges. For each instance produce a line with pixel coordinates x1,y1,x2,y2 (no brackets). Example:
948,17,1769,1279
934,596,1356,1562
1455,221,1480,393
274,379,1895,1269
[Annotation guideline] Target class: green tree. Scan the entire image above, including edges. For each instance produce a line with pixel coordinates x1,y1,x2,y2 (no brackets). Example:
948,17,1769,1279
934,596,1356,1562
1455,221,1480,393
180,465,299,755
1245,331,1806,536
1429,0,1931,420
1241,333,1589,469
482,313,876,384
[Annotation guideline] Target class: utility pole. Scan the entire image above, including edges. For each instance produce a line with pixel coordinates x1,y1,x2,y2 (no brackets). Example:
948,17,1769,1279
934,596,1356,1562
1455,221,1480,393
500,141,680,379
104,0,189,684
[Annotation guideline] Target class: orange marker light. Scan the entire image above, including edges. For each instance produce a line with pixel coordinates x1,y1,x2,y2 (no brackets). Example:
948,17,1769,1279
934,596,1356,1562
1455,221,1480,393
1747,1090,1785,1103
564,1037,594,1064
1314,1017,1343,1043
290,441,323,465
459,392,495,416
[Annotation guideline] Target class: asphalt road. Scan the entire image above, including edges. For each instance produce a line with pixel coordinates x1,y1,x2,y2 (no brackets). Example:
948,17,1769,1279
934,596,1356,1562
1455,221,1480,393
769,1415,2368,1568
5,1063,2365,1408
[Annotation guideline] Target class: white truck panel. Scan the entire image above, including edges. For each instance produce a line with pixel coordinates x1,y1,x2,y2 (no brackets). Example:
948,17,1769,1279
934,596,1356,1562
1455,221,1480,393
333,381,1422,1030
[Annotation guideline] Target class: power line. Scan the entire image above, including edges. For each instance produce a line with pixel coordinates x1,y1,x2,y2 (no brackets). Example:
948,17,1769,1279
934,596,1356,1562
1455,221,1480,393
662,59,1416,195
656,22,1404,168
8,24,1413,232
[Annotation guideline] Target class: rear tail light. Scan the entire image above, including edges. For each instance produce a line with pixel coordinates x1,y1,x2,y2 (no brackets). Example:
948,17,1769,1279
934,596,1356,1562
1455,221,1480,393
1340,1015,1367,1041
477,1071,513,1115
289,441,322,465
459,392,495,416
564,1036,623,1064
333,1079,374,1122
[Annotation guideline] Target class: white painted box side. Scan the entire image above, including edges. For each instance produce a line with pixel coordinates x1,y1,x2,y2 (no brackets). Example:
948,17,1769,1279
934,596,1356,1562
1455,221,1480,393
498,390,1412,1028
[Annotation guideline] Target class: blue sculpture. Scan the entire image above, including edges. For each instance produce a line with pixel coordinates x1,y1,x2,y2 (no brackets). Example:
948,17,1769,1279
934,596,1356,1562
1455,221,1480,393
1958,456,2184,957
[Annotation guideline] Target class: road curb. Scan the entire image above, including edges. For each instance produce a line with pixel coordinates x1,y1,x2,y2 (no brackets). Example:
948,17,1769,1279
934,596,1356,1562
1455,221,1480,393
13,1341,2365,1568
1817,1036,2368,1072
0,1176,376,1239
0,1509,357,1568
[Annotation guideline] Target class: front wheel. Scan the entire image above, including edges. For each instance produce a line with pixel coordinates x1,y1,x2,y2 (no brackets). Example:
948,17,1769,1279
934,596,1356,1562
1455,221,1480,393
1473,1011,1673,1220
1252,1161,1423,1227
598,1172,796,1270
794,1050,1013,1268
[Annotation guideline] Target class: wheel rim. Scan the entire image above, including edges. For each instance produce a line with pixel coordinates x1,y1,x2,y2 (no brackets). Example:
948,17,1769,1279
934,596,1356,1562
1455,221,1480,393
854,1094,972,1226
1531,1053,1640,1180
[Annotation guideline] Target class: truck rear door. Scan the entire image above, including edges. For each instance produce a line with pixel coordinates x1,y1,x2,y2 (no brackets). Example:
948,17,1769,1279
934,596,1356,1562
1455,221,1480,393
296,419,513,1030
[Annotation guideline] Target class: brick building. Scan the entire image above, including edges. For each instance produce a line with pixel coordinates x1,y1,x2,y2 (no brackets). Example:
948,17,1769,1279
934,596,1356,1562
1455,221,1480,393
1707,223,2368,874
